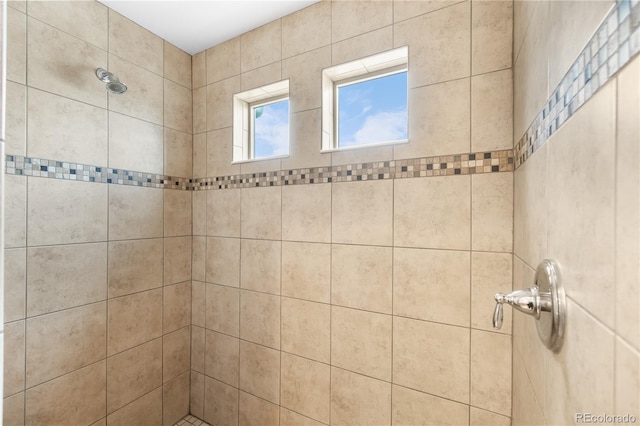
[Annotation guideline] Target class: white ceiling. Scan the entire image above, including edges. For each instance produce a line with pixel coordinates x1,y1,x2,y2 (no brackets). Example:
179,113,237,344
98,0,319,55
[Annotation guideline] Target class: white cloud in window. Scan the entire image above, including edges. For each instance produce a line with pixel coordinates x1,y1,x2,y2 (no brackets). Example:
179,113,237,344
254,103,289,156
341,109,407,147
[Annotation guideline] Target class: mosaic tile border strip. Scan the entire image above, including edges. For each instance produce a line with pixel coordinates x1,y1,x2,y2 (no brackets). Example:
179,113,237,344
193,150,514,190
4,155,193,190
4,149,514,190
515,0,640,168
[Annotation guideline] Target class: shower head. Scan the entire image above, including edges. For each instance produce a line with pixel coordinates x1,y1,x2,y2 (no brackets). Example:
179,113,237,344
95,68,127,94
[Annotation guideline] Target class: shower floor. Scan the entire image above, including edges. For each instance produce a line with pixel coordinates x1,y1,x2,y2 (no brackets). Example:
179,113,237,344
174,414,210,426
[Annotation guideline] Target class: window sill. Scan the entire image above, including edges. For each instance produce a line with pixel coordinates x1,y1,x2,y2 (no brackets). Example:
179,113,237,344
231,154,290,165
321,139,409,153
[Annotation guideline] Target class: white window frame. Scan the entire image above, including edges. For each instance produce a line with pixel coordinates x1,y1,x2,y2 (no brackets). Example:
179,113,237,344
232,80,290,163
321,46,409,152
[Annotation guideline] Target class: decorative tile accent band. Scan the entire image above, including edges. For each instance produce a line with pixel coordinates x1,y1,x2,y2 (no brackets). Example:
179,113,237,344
4,155,193,190
193,150,514,191
515,0,640,168
4,149,514,190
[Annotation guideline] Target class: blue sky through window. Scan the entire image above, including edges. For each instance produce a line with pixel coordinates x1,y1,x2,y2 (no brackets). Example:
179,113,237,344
253,99,289,158
338,71,408,147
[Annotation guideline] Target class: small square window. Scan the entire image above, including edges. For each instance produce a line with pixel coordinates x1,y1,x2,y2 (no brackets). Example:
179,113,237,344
233,80,290,162
322,47,409,151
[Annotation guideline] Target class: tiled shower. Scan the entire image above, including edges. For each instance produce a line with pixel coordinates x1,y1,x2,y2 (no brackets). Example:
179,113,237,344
0,0,638,425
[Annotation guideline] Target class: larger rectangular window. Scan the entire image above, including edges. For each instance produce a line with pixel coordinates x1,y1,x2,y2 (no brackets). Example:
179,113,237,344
322,47,408,151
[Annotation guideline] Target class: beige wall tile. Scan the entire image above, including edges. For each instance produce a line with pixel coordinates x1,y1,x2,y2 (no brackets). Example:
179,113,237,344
192,51,206,89
164,42,191,88
108,238,163,298
239,391,280,426
205,330,239,387
513,0,537,63
332,306,392,381
27,88,107,165
332,145,394,166
240,20,281,72
193,87,206,134
394,317,470,403
281,297,330,363
193,133,207,179
204,377,238,426
332,244,392,314
470,330,511,415
108,185,163,241
26,362,105,425
394,247,470,327
282,109,331,170
241,186,282,240
5,175,26,248
280,407,325,426
281,242,331,303
6,81,26,155
513,1,548,140
190,371,205,419
164,190,192,237
239,341,280,404
240,62,282,91
616,56,640,349
192,238,206,282
332,180,393,246
207,127,240,177
106,338,162,413
165,79,193,133
164,236,192,285
108,55,164,125
28,178,107,246
108,112,164,175
396,78,470,160
26,302,106,388
240,239,281,295
27,243,107,316
7,8,26,84
3,392,25,426
511,352,545,426
331,0,392,42
394,176,470,250
615,338,639,417
107,288,162,355
206,76,240,131
331,26,392,65
162,372,190,426
281,353,330,424
547,82,615,327
27,17,106,107
472,172,513,252
163,281,191,333
207,188,241,237
392,385,469,426
193,191,207,236
544,300,614,424
393,0,462,22
240,157,282,175
206,237,240,287
205,284,240,336
394,2,470,88
108,9,163,75
191,326,205,373
4,248,26,322
472,252,512,334
28,0,107,48
471,69,513,152
206,38,241,84
164,129,192,177
282,183,331,243
4,321,25,396
282,1,331,58
470,407,511,426
330,367,391,426
240,290,280,349
107,388,162,426
192,281,206,327
163,327,190,382
472,0,513,75
282,46,331,113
